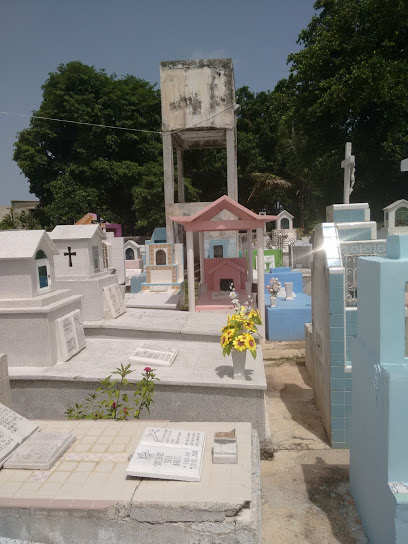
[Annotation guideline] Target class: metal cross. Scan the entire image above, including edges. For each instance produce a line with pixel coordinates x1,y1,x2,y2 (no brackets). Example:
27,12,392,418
64,246,76,267
341,142,356,204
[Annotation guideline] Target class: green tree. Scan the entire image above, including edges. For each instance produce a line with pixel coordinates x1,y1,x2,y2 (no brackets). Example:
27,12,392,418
283,0,408,219
0,210,42,230
14,61,162,234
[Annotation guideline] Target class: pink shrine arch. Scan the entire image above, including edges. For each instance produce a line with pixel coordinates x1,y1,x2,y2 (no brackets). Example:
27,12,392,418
171,195,276,333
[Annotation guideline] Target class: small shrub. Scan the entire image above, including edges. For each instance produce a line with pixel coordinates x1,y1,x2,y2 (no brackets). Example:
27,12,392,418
65,364,158,420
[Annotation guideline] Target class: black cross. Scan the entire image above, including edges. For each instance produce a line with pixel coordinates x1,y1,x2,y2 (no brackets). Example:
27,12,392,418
64,246,76,267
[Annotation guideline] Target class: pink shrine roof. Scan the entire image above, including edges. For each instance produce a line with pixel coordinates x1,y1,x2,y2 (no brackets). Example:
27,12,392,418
170,195,277,232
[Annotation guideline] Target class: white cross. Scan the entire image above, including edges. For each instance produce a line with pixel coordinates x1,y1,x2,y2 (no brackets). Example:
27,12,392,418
341,142,356,204
401,158,408,171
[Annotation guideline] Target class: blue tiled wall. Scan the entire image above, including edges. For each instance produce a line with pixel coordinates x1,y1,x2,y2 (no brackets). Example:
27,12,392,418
328,271,352,448
130,274,147,293
265,269,303,293
337,226,373,241
345,309,358,364
333,208,366,223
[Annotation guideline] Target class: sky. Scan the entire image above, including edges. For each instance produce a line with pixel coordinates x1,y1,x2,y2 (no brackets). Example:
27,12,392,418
0,0,317,206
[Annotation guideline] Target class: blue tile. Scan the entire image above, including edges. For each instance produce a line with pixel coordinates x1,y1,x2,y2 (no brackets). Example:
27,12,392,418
345,405,352,417
332,392,345,404
344,418,350,430
329,274,344,288
331,354,345,366
332,405,345,417
332,442,347,449
330,287,345,301
330,314,344,327
331,366,345,378
345,392,352,404
330,327,345,341
331,340,345,355
330,300,344,314
331,417,345,430
332,429,345,442
345,378,352,391
331,378,345,391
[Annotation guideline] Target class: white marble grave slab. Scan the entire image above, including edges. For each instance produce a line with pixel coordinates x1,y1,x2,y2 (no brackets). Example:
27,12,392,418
129,343,178,367
55,310,86,362
150,285,169,293
4,432,76,470
211,291,230,300
104,284,126,319
126,427,206,481
0,403,39,467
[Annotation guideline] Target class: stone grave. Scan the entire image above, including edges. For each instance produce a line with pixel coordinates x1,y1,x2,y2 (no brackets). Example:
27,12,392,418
50,224,121,322
55,309,86,362
0,230,83,368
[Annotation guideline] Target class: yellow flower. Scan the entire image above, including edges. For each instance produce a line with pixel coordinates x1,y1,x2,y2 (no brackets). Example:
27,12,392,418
244,334,256,351
220,330,233,347
233,335,247,351
243,320,256,332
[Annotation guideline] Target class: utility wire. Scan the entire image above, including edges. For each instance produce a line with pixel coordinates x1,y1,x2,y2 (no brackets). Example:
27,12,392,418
0,104,235,136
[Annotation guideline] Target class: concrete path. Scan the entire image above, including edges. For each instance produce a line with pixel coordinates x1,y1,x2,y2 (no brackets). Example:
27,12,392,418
262,343,368,544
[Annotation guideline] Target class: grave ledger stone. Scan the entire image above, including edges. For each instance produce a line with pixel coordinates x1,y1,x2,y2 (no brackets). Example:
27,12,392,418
4,432,75,470
126,427,206,481
0,402,39,467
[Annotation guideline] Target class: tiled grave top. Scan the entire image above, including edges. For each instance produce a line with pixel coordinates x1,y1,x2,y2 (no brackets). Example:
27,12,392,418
0,420,252,515
9,337,266,390
0,539,44,544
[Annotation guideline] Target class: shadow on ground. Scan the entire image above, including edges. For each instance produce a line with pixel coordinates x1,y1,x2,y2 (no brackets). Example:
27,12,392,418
301,456,367,544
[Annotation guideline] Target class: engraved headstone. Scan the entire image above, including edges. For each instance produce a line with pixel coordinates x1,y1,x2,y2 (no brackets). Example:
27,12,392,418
104,284,126,319
129,343,178,367
126,427,206,481
0,403,39,467
55,309,86,361
4,432,76,470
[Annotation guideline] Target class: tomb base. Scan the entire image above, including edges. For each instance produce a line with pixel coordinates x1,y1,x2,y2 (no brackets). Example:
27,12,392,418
54,272,118,321
0,291,82,368
0,421,261,544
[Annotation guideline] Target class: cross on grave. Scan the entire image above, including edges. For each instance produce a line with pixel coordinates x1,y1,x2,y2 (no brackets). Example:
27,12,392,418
63,246,76,267
341,142,356,204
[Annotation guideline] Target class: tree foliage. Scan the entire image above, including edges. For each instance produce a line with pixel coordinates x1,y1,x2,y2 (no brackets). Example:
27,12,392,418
14,61,162,234
0,210,42,231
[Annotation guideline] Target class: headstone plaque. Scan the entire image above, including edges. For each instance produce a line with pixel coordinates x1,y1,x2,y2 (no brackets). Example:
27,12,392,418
55,309,86,362
129,343,178,367
126,427,206,481
150,285,169,293
4,432,76,470
0,403,39,467
103,284,126,319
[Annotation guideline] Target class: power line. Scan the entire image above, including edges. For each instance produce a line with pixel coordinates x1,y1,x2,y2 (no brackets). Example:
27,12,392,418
0,104,236,136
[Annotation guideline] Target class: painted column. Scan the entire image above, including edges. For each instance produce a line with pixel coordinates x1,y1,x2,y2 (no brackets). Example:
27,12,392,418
246,229,253,285
199,231,205,290
163,132,174,242
256,227,265,341
226,128,238,201
186,230,195,312
176,148,185,203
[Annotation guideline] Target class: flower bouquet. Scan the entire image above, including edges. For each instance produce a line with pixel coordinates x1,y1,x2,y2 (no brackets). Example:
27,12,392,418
266,277,281,297
220,284,262,361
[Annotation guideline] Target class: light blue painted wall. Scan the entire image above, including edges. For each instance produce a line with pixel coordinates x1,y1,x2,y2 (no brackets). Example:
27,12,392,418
130,274,146,293
350,234,408,543
265,269,303,293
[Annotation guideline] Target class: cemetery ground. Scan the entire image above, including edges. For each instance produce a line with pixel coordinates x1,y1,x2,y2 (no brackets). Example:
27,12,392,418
262,342,368,544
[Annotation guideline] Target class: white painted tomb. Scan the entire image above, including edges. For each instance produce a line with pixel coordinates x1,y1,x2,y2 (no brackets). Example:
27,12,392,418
0,402,39,467
104,232,126,284
50,225,122,321
0,230,83,367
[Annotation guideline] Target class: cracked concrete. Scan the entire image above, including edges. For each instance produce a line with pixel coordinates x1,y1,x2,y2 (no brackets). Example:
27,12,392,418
262,344,368,543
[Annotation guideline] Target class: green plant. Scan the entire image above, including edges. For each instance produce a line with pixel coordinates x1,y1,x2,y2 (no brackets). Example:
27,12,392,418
65,364,158,420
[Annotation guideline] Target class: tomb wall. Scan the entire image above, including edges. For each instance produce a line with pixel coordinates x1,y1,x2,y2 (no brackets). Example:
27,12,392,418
0,353,11,407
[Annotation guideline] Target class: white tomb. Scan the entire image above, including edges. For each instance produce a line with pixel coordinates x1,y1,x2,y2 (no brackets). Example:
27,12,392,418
50,225,122,321
378,199,408,237
0,230,83,367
